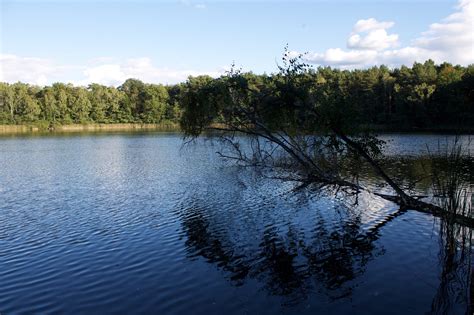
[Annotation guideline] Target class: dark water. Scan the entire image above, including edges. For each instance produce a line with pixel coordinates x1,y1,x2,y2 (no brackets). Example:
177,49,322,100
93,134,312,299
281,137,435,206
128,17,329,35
0,133,472,314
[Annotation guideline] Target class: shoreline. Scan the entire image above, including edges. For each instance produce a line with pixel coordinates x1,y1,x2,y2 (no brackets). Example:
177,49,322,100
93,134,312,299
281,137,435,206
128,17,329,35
0,123,472,136
0,123,181,135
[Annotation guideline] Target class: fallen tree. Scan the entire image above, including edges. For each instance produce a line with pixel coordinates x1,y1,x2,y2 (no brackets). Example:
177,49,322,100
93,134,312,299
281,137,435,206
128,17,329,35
180,51,473,228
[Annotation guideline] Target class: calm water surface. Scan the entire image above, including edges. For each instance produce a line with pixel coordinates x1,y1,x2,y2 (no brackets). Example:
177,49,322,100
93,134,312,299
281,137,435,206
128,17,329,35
0,133,472,314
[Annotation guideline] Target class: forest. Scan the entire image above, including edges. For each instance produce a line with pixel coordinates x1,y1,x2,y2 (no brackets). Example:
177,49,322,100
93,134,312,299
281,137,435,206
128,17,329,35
0,60,473,130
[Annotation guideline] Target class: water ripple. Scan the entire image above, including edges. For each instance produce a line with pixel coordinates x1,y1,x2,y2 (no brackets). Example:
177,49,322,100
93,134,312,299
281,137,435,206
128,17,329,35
0,133,471,314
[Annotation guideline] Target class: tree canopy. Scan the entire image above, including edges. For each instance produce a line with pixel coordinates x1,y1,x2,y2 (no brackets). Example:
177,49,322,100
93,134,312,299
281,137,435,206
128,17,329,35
0,80,179,125
0,60,472,130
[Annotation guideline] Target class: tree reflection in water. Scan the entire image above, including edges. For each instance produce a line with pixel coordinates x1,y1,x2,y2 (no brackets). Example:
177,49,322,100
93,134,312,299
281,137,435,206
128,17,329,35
430,218,472,315
179,192,404,304
179,190,472,312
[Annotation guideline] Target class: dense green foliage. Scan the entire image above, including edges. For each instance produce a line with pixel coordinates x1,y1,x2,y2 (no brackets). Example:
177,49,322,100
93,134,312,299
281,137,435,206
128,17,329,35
1,60,473,130
180,60,474,133
0,79,182,126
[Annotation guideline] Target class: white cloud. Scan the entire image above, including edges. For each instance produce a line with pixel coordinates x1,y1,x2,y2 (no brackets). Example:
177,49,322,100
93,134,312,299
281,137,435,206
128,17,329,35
305,49,378,67
301,0,474,68
352,18,395,33
2,0,472,84
412,0,474,65
0,54,73,85
74,57,223,86
81,64,127,86
347,29,399,51
0,54,224,86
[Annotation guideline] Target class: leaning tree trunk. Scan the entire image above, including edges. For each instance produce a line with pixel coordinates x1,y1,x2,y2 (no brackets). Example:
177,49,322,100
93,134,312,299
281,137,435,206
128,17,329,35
333,128,474,228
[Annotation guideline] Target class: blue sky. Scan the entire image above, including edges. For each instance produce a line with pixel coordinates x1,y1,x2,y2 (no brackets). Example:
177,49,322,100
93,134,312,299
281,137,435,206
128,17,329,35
1,0,472,85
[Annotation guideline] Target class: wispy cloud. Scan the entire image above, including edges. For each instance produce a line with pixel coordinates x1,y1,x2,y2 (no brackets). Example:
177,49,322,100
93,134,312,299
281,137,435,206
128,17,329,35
179,0,207,10
0,54,80,86
0,55,224,86
194,3,206,9
73,57,223,86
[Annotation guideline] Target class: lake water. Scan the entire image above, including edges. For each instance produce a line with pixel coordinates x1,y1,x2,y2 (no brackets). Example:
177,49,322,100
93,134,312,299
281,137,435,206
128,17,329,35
0,132,472,314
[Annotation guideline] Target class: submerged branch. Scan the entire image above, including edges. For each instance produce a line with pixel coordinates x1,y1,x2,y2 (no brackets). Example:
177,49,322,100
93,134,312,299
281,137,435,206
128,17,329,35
374,193,474,228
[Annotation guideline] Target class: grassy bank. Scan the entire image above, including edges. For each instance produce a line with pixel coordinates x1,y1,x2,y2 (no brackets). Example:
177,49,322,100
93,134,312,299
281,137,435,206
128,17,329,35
1,122,472,135
0,122,180,134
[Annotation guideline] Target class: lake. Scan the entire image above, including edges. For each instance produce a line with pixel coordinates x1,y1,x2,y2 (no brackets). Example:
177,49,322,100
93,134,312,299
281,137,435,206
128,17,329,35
0,132,472,314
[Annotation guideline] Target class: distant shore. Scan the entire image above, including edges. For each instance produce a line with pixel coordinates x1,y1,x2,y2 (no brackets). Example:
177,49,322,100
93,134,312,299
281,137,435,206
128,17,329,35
0,123,472,135
0,123,180,134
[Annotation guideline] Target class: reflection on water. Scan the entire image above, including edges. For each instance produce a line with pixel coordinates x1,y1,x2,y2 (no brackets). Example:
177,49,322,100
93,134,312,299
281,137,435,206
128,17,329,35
179,192,472,314
0,133,472,314
180,197,403,303
430,219,472,314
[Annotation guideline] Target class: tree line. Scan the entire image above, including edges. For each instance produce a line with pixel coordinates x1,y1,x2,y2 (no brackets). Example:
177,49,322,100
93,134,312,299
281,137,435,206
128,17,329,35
0,60,472,130
0,79,182,126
